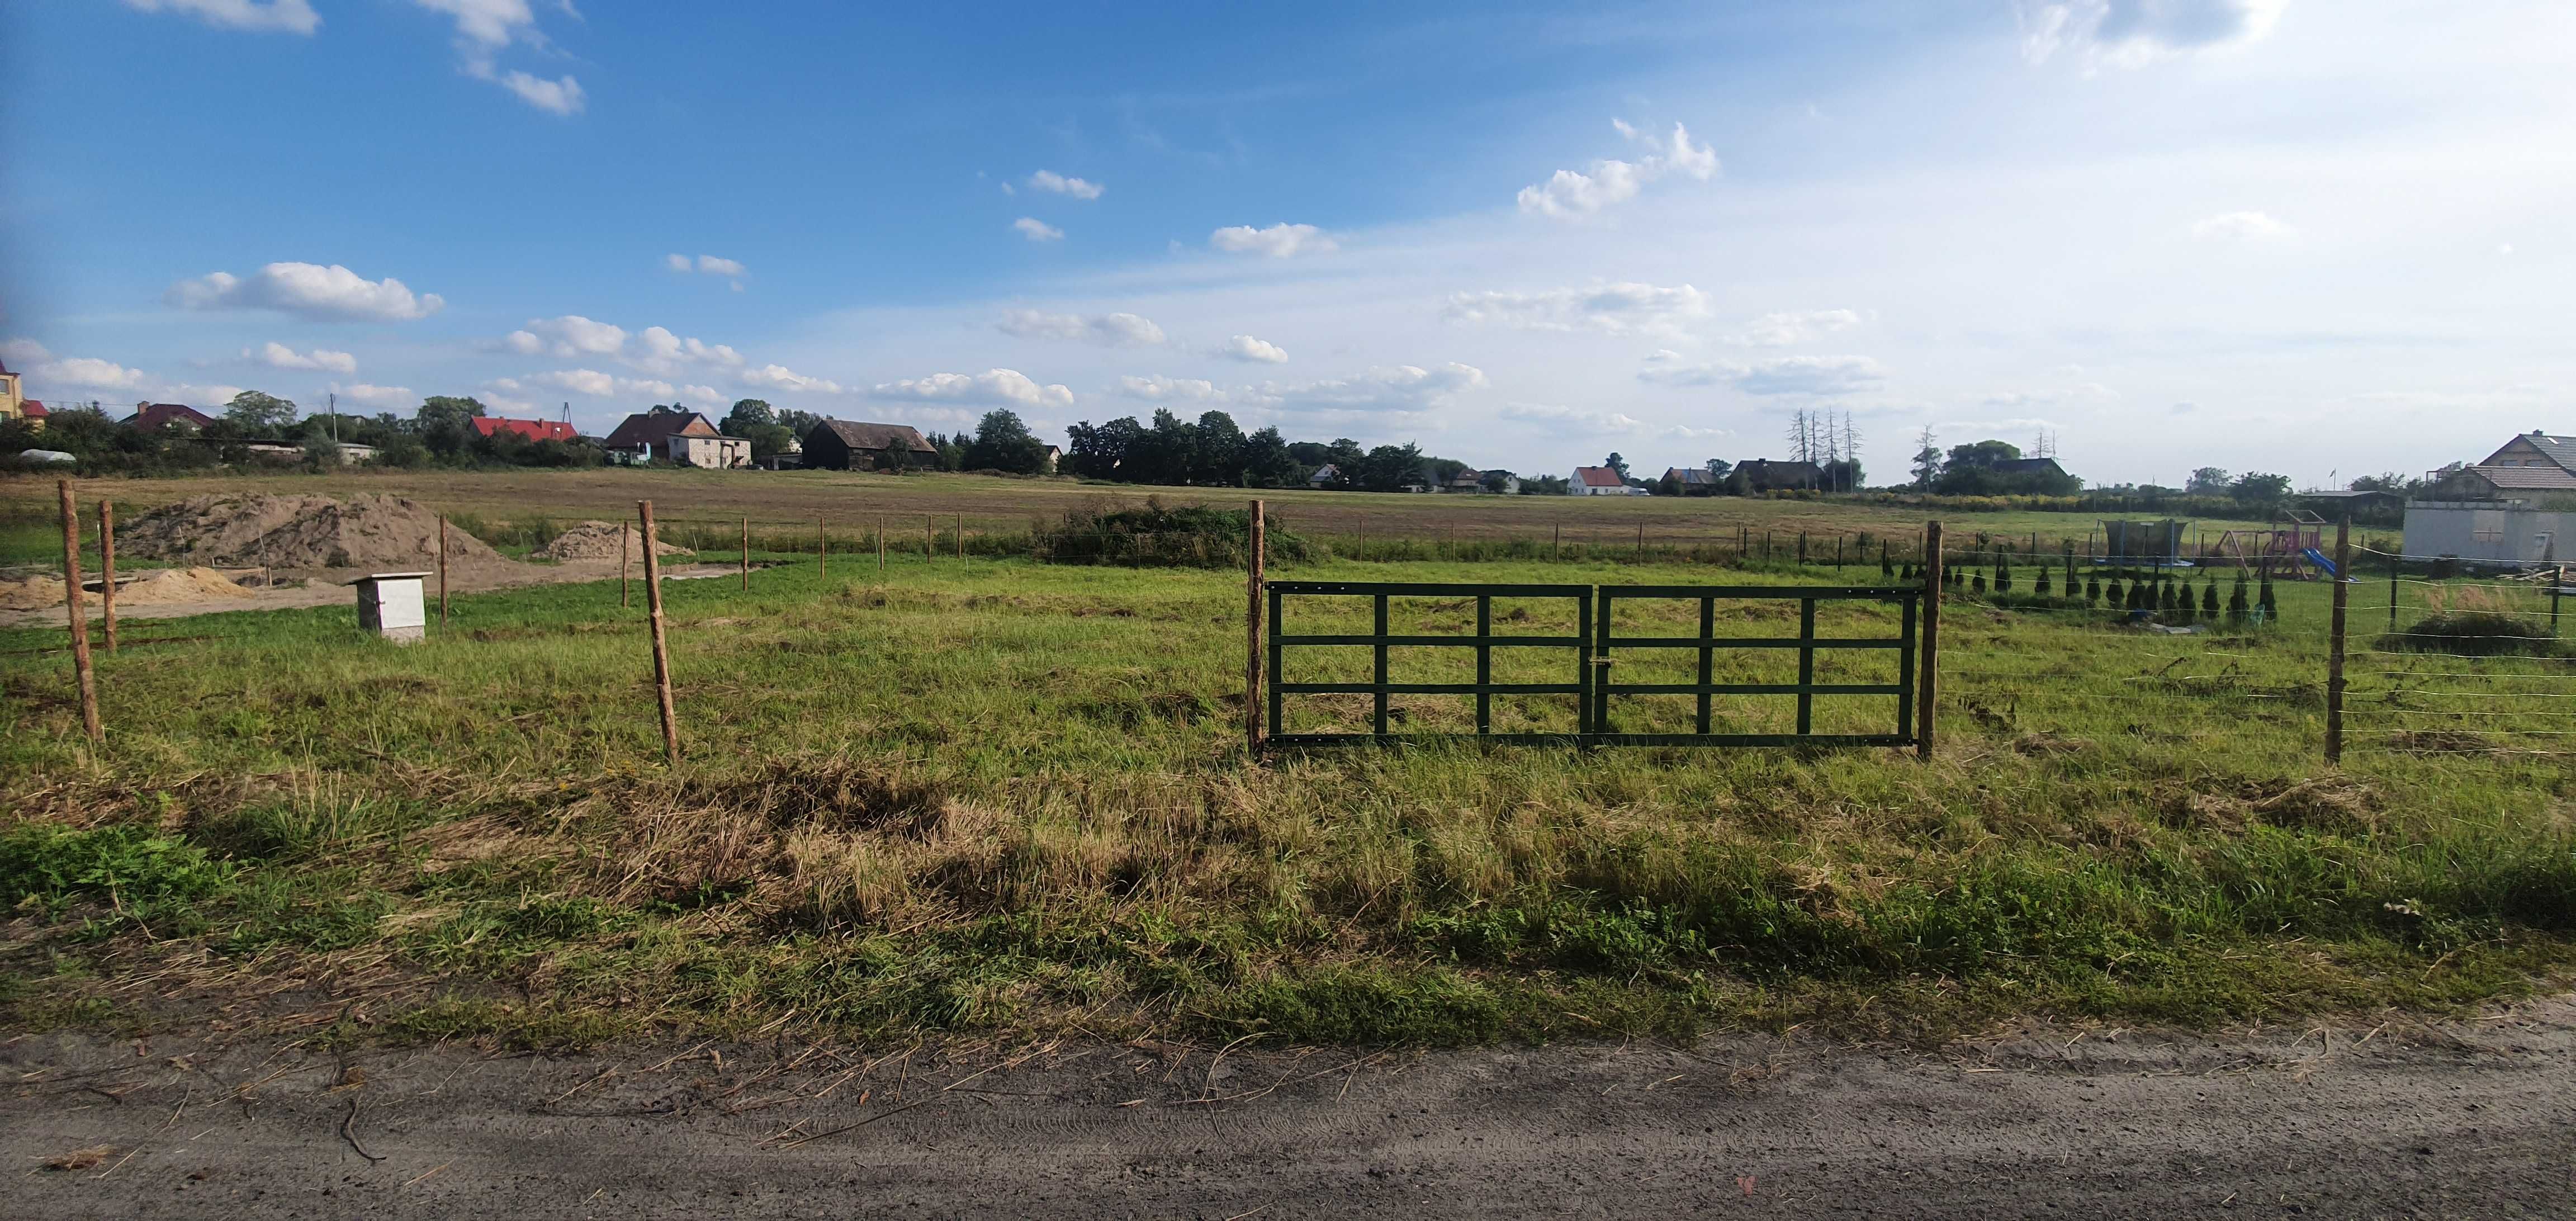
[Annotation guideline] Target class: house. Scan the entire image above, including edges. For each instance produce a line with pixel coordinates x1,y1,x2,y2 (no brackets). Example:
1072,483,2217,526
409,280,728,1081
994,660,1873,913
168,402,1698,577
1569,466,1634,496
1041,444,1063,475
1443,467,1484,493
125,402,219,432
469,416,581,444
603,410,752,468
1662,467,1721,496
801,419,937,471
18,400,46,430
1726,458,1824,495
0,358,23,424
1306,463,1341,489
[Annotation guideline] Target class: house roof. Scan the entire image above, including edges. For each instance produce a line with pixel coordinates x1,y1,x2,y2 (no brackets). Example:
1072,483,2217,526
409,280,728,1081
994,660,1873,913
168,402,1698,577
21,400,46,419
1573,466,1626,488
2486,432,2576,471
808,418,935,453
2468,464,2576,491
1307,463,1339,481
1445,467,1482,484
126,403,217,430
603,410,722,451
1988,457,2067,476
470,416,580,443
1664,467,1719,485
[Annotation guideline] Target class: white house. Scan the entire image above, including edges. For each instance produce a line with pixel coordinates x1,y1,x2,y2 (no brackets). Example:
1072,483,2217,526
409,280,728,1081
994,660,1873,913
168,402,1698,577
1570,466,1636,495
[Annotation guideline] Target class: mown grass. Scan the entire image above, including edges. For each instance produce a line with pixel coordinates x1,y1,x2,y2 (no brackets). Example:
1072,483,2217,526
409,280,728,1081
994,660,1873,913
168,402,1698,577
2,542,2571,1048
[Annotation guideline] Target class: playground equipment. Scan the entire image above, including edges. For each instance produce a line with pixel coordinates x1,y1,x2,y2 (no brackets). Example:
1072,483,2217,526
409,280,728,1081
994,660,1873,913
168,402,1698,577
2096,519,2188,567
2213,511,2329,578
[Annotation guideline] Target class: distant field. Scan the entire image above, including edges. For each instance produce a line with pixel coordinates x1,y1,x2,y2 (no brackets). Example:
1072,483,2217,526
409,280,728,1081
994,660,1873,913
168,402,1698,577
3,534,2569,1048
0,468,2318,569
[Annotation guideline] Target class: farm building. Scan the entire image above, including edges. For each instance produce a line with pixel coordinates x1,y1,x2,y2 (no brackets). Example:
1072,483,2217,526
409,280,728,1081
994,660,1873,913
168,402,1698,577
603,410,751,468
1306,463,1340,488
1569,466,1633,495
470,416,581,444
2404,502,2573,566
1661,467,1721,496
1726,458,1824,495
802,419,937,471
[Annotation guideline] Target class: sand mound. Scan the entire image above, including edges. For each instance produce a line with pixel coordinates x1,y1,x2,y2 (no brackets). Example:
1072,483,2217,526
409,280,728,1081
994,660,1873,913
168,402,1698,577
120,494,506,571
537,521,690,561
0,566,257,612
118,566,254,605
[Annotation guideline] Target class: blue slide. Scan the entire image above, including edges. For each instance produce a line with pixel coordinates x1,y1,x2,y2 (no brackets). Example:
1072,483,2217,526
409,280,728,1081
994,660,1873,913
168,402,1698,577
2300,547,2342,578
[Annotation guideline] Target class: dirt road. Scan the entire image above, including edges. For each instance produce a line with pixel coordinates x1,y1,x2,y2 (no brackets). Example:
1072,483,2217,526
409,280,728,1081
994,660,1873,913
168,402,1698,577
8,1001,2572,1218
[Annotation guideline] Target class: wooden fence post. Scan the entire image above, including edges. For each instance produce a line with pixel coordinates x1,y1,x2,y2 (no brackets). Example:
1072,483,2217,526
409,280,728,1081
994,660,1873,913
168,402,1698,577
438,516,450,628
639,500,680,765
621,524,631,608
925,514,933,561
2327,517,2350,765
1247,499,1265,757
818,517,828,578
878,516,887,573
57,480,102,741
740,516,750,590
956,514,965,561
97,500,117,654
1635,522,1644,559
1552,521,1561,561
1917,520,1943,760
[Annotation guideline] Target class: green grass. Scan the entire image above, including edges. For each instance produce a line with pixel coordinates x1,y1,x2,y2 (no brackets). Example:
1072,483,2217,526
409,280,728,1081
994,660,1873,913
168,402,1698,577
3,545,2572,1048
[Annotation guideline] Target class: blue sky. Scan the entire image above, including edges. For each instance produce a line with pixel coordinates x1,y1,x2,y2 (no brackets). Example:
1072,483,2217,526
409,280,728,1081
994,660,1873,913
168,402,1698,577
4,1,2567,486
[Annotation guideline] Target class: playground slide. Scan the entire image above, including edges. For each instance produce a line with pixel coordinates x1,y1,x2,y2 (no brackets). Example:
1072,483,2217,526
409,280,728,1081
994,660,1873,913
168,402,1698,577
2300,547,2355,579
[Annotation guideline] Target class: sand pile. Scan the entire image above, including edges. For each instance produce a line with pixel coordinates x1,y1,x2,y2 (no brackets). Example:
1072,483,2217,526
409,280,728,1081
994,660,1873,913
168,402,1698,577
120,494,506,571
0,566,252,611
537,521,692,561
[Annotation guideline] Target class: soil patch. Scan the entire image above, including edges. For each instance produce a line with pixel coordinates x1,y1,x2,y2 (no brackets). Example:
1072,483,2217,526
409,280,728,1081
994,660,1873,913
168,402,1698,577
536,521,690,561
119,493,506,571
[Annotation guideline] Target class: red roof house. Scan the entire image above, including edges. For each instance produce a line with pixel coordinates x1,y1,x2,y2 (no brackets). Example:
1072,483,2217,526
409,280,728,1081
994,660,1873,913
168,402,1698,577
1570,465,1632,495
21,400,46,421
126,402,219,432
469,415,581,443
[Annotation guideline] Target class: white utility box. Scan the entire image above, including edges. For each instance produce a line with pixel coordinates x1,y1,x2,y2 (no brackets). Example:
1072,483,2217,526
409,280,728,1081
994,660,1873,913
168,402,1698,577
352,571,432,643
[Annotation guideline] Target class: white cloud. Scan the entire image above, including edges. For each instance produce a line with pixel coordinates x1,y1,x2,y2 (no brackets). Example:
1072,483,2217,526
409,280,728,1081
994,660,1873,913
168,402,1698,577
248,341,358,373
0,339,50,365
1014,217,1066,242
1500,402,1646,433
1443,282,1712,337
37,357,155,392
1027,171,1104,200
1517,121,1719,220
995,309,1167,347
485,68,584,115
121,0,319,34
871,368,1073,408
528,368,686,399
1215,334,1290,364
166,262,444,321
666,253,747,288
2019,0,2289,69
506,314,628,358
329,381,414,407
738,364,847,395
1639,351,1886,396
410,0,585,115
1209,223,1337,258
633,326,744,371
1732,309,1865,347
1254,363,1486,415
1115,375,1232,403
2190,210,2294,242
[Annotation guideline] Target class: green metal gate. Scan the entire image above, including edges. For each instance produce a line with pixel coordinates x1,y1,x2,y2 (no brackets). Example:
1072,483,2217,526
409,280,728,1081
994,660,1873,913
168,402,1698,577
1265,580,1923,747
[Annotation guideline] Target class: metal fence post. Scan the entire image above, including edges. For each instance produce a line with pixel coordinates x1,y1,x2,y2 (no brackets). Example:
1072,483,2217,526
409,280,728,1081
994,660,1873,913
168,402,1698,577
2327,517,2350,765
1917,520,1943,760
1247,499,1265,757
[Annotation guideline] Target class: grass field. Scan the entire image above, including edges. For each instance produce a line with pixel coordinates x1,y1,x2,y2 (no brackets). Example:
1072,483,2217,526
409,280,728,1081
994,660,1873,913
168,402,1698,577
2,471,2567,1049
0,467,2322,571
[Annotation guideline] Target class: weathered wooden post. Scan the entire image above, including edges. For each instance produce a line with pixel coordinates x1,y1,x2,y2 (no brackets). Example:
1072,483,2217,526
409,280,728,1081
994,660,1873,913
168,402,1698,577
878,516,887,573
1635,522,1644,559
2327,517,2350,765
97,500,117,654
818,517,828,578
58,480,101,741
740,516,750,590
1552,521,1561,561
925,513,933,561
1247,499,1265,758
621,524,631,608
639,500,680,765
1917,520,1943,761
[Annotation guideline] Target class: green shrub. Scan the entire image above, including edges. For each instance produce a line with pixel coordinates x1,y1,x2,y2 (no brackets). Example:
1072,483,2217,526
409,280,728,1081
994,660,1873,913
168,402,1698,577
1033,498,1315,569
0,825,228,906
2376,612,2566,657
